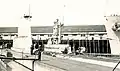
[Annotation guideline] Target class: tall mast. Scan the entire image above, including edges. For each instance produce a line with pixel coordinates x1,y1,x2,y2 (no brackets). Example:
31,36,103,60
24,4,32,21
58,5,65,44
29,4,30,17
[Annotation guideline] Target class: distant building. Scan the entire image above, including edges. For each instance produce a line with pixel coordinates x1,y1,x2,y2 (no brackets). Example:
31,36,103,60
0,25,111,54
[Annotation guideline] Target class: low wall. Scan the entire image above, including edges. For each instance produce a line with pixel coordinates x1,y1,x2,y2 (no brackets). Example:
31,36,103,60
44,44,69,53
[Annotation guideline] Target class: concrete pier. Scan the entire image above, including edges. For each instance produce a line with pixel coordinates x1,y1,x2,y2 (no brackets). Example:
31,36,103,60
1,49,120,71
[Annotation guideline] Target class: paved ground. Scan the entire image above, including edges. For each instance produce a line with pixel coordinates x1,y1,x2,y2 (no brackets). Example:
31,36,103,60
1,49,120,71
0,61,7,71
38,54,120,71
57,54,120,63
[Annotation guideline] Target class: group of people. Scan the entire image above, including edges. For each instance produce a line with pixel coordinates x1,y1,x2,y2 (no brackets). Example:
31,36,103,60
31,43,40,55
78,47,86,54
112,23,120,31
62,45,86,55
30,42,44,60
1,43,12,49
72,46,86,55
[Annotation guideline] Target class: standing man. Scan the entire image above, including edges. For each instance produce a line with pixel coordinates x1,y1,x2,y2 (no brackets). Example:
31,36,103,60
30,44,34,55
38,45,41,60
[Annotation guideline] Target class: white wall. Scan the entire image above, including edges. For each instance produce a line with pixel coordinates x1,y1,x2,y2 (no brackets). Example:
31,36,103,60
104,16,120,54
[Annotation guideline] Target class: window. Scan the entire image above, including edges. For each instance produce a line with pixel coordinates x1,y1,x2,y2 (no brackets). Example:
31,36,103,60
99,34,104,36
32,34,36,36
48,34,52,37
72,34,77,36
40,34,44,36
89,34,94,36
4,35,8,36
81,34,85,37
64,34,68,36
11,35,14,36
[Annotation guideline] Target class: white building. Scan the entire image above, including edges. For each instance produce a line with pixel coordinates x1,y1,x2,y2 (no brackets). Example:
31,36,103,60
0,25,111,54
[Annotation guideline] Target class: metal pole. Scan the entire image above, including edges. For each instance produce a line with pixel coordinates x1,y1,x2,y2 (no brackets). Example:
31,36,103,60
107,39,108,53
95,41,97,53
38,35,39,46
67,38,69,44
98,40,100,53
86,37,87,51
112,60,120,71
89,40,91,53
22,51,23,58
32,60,35,71
102,40,104,53
58,23,61,44
93,38,95,53
86,33,88,53
79,39,80,47
72,39,75,55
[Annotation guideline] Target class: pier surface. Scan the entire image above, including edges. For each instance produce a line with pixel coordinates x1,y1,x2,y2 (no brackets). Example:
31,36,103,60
0,49,120,71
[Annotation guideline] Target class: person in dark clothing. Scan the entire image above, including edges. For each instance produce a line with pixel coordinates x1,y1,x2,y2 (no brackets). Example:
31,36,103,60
7,43,12,49
35,43,39,49
30,45,34,55
38,45,41,60
63,48,68,54
38,50,41,60
115,23,118,29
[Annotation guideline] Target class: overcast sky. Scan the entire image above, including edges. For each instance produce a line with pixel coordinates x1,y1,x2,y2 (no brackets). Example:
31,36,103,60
0,0,119,27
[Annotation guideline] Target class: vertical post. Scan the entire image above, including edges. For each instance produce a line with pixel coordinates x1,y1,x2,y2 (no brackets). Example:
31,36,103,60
79,38,80,48
107,39,108,53
89,40,91,53
95,41,97,53
86,37,87,51
22,51,23,58
67,38,69,44
98,40,100,53
102,40,104,53
32,60,35,71
38,36,42,61
37,35,39,46
79,38,80,54
0,35,2,55
92,37,95,53
58,23,61,44
58,21,63,44
38,50,41,61
8,33,11,49
73,39,75,55
112,60,120,71
86,32,88,53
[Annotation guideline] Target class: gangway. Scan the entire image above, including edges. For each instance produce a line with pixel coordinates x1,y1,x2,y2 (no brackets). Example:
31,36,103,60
0,49,41,71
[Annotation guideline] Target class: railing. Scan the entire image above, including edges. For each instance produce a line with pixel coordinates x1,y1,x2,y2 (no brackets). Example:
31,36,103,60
0,48,41,71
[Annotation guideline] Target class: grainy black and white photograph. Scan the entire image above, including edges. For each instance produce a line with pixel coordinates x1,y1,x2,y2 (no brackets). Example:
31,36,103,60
0,0,120,71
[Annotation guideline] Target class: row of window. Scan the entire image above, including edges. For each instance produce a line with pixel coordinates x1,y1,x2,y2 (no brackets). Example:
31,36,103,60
64,34,104,36
1,35,18,36
0,34,104,37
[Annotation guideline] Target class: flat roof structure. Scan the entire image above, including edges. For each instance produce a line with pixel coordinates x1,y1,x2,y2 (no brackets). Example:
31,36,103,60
0,25,106,33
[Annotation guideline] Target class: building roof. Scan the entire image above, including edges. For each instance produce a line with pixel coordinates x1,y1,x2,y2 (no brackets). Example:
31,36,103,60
62,25,106,33
0,25,106,33
0,27,18,33
31,26,53,33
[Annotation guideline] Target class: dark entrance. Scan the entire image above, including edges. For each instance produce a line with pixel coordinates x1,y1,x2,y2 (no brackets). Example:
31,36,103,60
61,39,111,54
